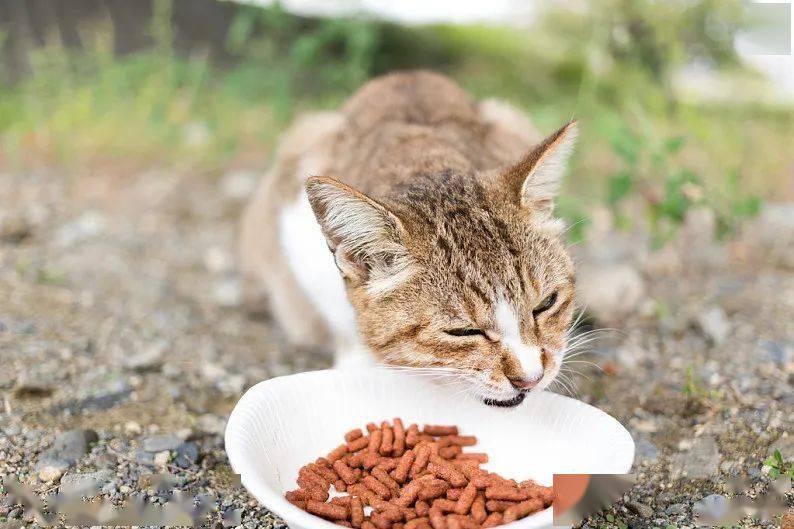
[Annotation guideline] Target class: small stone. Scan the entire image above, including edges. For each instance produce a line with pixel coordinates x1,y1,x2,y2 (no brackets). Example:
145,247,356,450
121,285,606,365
119,484,132,494
694,307,730,345
59,469,113,495
664,503,685,515
669,436,721,480
135,450,155,466
633,435,660,465
195,414,226,436
213,278,242,307
37,462,67,482
153,450,170,468
0,215,31,243
13,379,54,398
769,434,794,457
123,342,166,373
175,442,199,468
576,264,646,323
626,501,653,518
36,429,98,469
124,421,142,435
142,434,180,452
692,494,727,520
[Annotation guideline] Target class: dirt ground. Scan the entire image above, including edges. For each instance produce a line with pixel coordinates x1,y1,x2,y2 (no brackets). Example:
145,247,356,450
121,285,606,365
0,167,791,528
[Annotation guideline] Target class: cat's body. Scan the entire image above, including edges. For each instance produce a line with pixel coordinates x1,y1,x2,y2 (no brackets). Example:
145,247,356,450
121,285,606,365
241,71,576,407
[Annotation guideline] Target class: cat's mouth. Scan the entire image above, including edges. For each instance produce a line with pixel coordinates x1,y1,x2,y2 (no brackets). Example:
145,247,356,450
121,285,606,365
482,392,526,408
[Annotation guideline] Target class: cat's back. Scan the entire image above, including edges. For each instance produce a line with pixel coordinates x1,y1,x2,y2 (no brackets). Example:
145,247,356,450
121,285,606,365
341,70,481,133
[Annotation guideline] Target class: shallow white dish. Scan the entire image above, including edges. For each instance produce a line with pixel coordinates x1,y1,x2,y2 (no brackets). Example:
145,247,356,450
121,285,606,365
225,368,634,529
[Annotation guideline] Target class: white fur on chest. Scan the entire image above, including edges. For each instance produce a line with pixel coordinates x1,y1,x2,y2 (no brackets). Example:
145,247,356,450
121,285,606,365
278,191,359,345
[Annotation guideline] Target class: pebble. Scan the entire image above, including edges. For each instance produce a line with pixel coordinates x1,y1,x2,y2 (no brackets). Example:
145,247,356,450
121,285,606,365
36,428,98,470
633,435,660,465
154,450,171,468
576,264,646,322
664,503,685,515
123,342,166,372
669,435,721,480
37,462,67,482
141,434,180,452
769,433,794,457
695,307,730,345
626,500,654,518
175,441,199,468
59,469,113,495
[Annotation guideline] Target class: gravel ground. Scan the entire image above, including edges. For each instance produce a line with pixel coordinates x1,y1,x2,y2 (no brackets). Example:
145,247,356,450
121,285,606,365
0,168,791,528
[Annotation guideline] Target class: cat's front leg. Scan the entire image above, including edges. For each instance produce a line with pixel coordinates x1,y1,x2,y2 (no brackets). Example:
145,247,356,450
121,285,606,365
333,336,376,369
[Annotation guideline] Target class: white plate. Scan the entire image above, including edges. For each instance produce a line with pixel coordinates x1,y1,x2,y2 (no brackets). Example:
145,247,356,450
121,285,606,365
225,368,634,529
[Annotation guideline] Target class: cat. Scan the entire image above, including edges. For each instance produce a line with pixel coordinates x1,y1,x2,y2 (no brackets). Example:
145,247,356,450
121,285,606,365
240,71,576,407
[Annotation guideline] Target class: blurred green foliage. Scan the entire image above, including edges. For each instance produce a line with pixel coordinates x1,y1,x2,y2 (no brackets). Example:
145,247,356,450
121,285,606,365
0,0,788,245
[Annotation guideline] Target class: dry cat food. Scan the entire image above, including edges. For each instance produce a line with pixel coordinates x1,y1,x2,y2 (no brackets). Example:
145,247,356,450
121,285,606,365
285,419,553,528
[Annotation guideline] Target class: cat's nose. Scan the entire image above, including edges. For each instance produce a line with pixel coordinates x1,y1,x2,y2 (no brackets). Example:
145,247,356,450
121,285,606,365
508,374,541,391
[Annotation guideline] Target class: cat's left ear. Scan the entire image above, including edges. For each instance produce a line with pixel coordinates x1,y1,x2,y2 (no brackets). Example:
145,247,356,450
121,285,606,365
504,120,577,217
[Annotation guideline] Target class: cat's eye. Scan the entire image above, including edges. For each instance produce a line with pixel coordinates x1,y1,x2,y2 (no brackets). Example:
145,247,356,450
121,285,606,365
445,328,487,338
533,292,558,317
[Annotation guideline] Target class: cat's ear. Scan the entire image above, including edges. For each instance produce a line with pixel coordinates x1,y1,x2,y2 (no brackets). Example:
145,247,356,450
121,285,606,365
306,176,414,293
504,120,577,217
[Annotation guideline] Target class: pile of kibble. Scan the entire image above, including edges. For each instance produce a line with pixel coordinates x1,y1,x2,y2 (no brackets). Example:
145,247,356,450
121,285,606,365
285,419,553,529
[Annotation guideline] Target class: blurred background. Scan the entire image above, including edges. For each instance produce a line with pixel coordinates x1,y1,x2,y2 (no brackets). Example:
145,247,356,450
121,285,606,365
0,1,792,528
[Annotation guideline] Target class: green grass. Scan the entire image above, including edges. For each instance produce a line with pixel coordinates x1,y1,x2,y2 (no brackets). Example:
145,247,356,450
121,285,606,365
0,0,791,242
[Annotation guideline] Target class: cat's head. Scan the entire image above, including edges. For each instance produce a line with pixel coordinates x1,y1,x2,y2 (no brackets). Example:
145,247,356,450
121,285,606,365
307,122,577,407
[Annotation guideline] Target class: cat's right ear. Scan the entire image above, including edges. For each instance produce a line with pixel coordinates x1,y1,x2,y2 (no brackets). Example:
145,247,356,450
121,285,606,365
503,120,577,219
305,176,415,293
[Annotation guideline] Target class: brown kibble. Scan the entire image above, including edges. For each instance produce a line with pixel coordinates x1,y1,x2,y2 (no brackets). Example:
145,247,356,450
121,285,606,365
306,499,349,521
428,458,467,487
332,496,353,507
429,507,447,529
406,424,421,447
289,498,307,509
438,445,462,459
484,500,516,513
369,429,383,454
395,480,422,507
299,466,330,490
364,475,392,500
351,497,365,528
447,514,478,529
409,444,431,478
363,452,382,469
334,459,359,485
373,467,400,496
446,488,464,500
455,453,488,464
406,517,431,529
381,422,394,455
394,449,416,483
393,418,406,456
502,498,544,522
454,483,477,515
315,463,340,483
346,428,364,442
481,512,503,528
484,486,526,502
431,499,457,513
349,436,371,452
418,479,450,500
289,420,552,528
328,444,350,463
423,425,458,436
377,458,399,472
471,494,486,524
